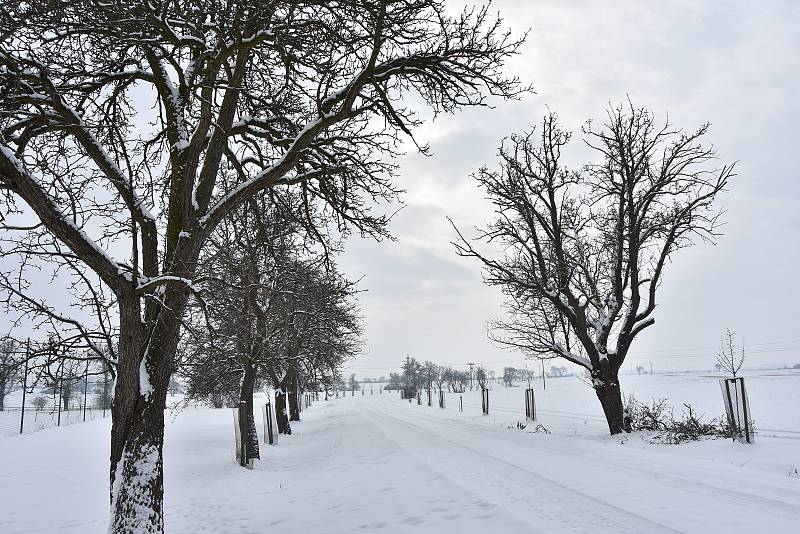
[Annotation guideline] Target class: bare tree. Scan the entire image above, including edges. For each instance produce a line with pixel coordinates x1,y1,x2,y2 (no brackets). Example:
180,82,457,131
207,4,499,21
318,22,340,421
716,329,745,377
0,339,20,410
502,366,516,387
521,366,536,388
32,395,47,411
184,196,362,441
348,373,360,393
447,368,468,392
476,367,487,389
401,356,421,397
0,1,526,528
454,103,733,434
432,365,448,392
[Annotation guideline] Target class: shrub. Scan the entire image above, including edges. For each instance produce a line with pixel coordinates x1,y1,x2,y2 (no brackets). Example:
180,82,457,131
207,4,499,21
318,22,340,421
624,395,735,444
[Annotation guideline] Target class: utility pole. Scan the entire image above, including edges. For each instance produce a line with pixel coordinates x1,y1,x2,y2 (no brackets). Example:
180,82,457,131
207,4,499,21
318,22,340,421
468,362,475,391
650,362,653,375
541,359,546,390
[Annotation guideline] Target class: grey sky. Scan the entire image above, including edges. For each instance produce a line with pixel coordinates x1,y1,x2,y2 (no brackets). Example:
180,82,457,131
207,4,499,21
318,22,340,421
339,0,800,377
2,0,797,378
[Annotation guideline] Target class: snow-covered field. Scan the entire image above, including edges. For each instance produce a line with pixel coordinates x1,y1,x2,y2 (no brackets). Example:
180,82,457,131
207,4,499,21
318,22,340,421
460,369,800,442
1,371,799,533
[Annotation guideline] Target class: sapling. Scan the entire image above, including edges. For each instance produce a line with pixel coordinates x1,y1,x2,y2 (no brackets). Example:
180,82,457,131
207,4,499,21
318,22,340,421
716,329,745,377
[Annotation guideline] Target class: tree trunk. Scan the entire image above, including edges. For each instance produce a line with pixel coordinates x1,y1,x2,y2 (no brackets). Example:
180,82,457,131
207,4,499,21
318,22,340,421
593,364,627,435
238,363,259,465
108,295,183,533
288,374,300,422
109,388,167,532
275,389,291,435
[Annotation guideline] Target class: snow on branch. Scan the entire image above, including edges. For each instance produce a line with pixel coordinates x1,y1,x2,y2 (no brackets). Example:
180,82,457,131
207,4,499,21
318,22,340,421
0,142,129,294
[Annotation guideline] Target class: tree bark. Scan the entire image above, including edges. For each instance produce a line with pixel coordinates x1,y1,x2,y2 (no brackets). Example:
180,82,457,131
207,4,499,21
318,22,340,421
275,389,291,435
288,374,300,422
593,364,627,435
108,293,184,533
238,363,259,465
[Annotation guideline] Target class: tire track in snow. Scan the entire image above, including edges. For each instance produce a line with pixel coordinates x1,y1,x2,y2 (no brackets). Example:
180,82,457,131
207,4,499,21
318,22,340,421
364,403,683,534
393,401,800,522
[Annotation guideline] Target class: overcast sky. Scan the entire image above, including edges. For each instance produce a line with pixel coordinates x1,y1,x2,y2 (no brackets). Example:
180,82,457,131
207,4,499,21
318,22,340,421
3,1,798,379
339,0,800,378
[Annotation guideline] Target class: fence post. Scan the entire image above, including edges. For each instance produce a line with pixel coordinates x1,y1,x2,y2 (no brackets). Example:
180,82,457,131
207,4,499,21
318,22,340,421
459,394,463,413
57,360,64,427
83,361,89,422
19,338,30,434
481,388,489,415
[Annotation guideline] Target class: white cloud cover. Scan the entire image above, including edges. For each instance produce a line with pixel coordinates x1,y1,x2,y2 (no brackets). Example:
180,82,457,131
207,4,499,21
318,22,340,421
339,0,800,376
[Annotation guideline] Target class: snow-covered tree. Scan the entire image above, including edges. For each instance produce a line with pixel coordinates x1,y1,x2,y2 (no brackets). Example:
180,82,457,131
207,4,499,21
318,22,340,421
0,1,526,529
455,104,733,434
183,194,361,441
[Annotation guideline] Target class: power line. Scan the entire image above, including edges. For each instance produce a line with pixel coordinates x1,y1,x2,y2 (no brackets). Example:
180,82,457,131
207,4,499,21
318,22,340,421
344,337,800,370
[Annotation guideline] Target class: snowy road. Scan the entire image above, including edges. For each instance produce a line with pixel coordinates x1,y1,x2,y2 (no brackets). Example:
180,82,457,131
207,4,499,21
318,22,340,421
363,398,800,533
1,394,799,533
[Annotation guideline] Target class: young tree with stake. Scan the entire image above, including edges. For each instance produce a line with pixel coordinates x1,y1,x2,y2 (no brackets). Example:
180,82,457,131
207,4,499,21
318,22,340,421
716,329,745,377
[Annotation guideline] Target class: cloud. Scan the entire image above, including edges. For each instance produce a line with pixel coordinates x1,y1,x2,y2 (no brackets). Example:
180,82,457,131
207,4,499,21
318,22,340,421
341,0,800,376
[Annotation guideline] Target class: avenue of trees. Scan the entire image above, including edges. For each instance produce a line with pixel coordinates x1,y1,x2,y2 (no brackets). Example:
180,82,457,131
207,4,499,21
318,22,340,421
0,2,740,532
454,105,733,434
180,190,362,438
0,0,526,531
395,356,475,397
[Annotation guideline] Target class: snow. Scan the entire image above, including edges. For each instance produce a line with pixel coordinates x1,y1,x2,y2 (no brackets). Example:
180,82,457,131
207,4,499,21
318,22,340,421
0,142,27,174
108,443,161,533
139,358,154,398
0,373,799,533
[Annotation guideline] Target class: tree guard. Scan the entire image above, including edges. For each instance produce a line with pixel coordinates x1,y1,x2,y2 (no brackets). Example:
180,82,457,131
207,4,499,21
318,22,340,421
720,377,754,443
525,388,536,421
